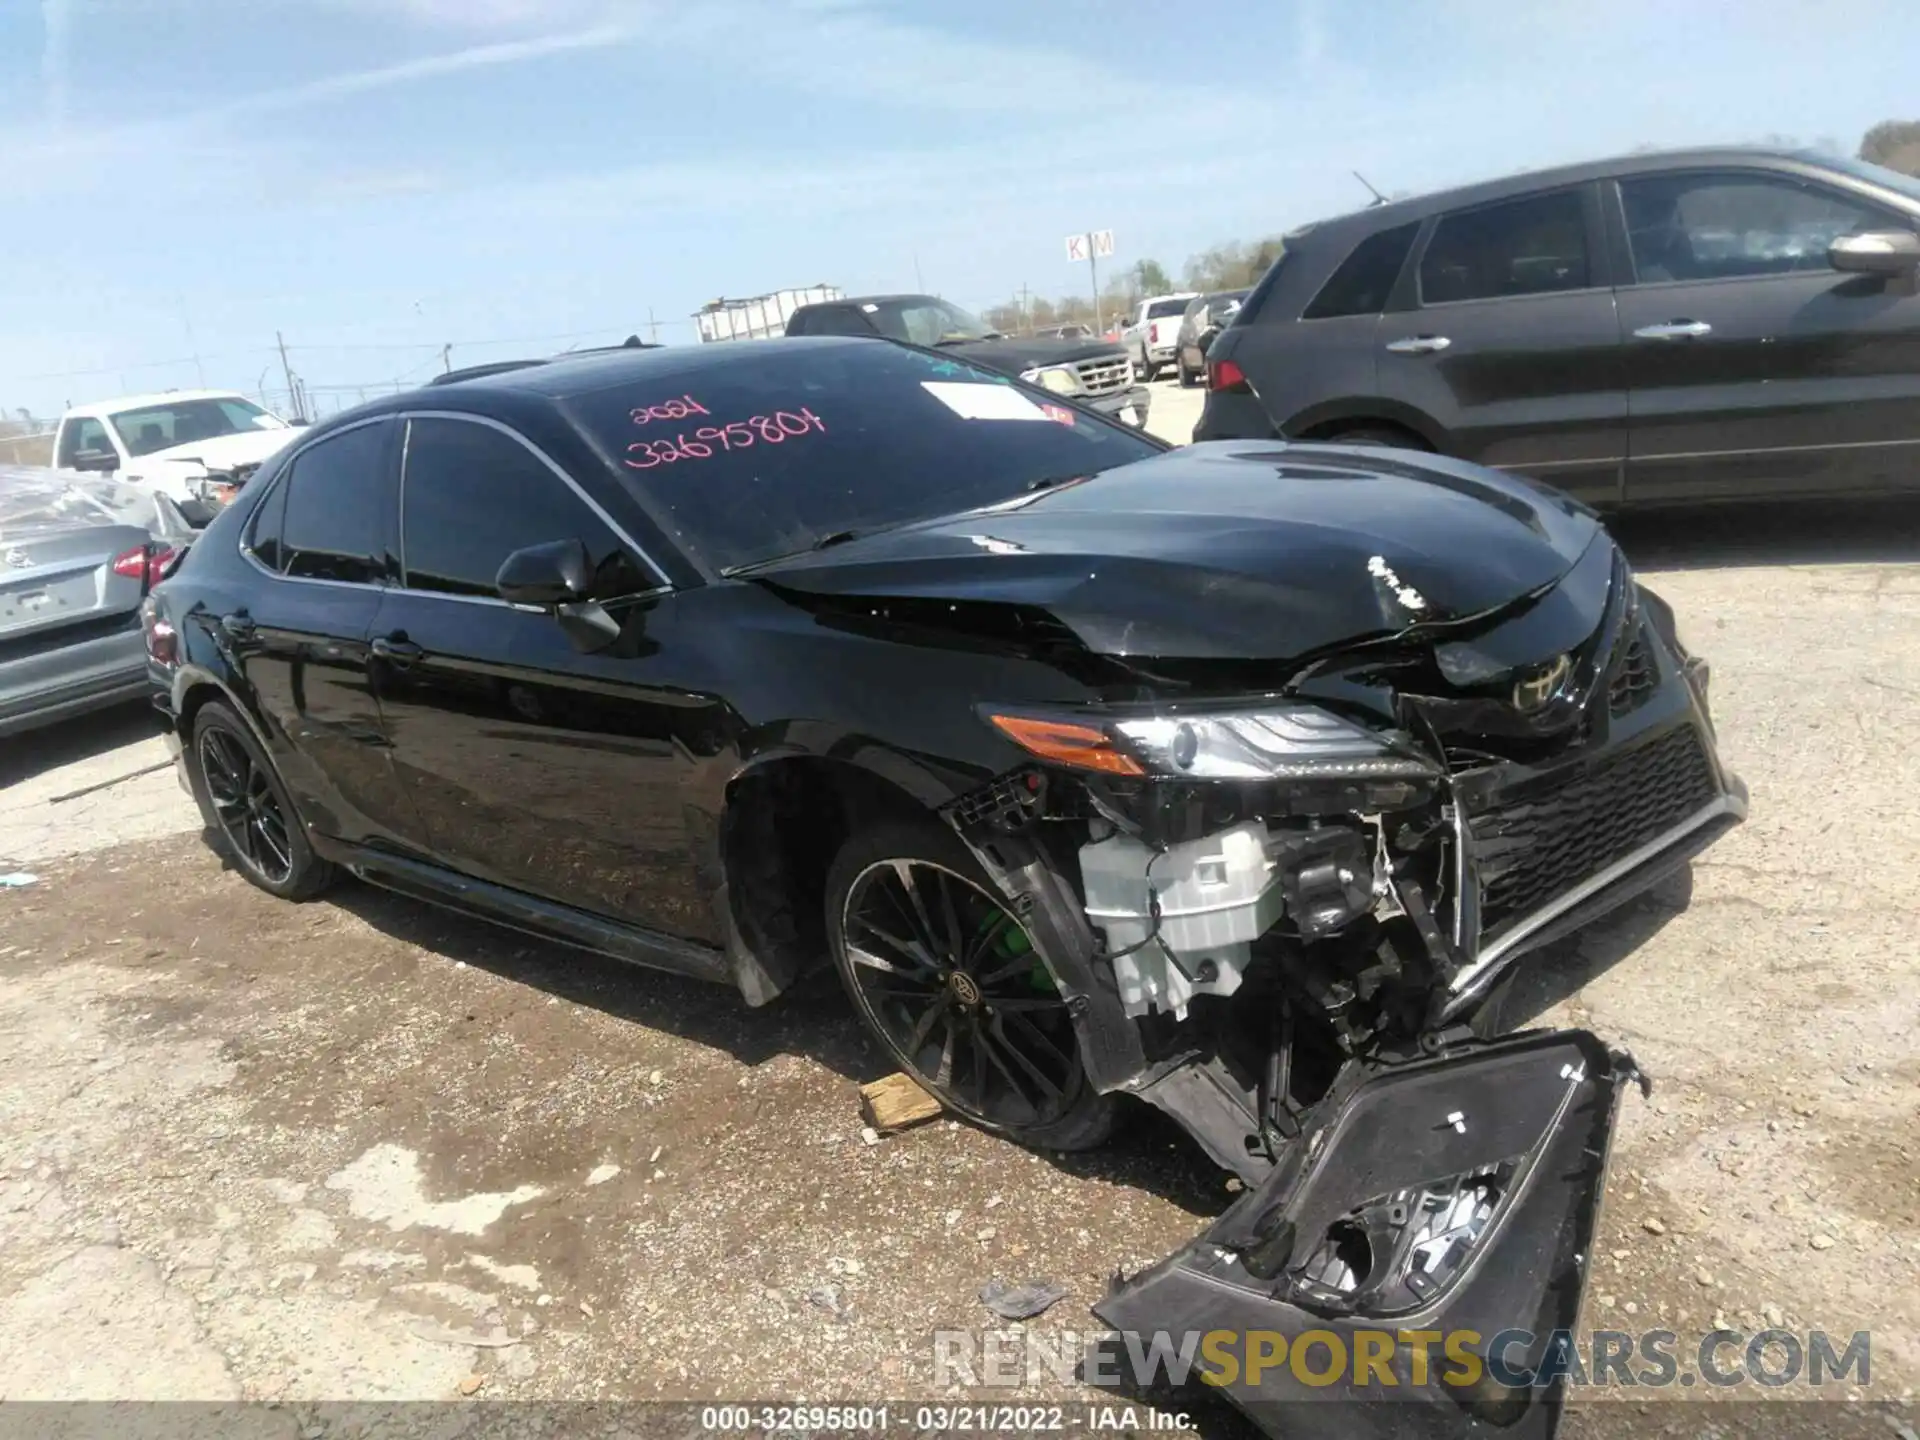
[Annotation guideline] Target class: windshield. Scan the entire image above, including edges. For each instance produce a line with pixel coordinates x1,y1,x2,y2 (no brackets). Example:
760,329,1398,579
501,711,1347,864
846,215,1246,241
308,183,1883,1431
108,397,285,457
862,297,998,346
567,340,1161,574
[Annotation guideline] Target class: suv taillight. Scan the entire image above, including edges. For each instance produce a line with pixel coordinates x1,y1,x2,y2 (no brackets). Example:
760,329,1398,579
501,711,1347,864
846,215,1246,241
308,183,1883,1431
110,543,176,591
1149,322,1162,344
1208,358,1251,394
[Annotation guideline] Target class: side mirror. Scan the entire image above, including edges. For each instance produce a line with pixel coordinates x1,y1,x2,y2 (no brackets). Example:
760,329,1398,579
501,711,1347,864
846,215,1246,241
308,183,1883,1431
496,537,593,607
1828,229,1920,276
70,448,119,473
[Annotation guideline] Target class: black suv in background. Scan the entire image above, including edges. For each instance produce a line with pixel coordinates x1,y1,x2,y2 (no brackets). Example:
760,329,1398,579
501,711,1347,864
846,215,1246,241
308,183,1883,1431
785,293,1151,429
1197,148,1920,508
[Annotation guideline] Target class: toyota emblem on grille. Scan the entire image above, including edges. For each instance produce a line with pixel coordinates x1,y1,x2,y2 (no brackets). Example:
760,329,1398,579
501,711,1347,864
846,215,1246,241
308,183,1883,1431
1513,653,1573,714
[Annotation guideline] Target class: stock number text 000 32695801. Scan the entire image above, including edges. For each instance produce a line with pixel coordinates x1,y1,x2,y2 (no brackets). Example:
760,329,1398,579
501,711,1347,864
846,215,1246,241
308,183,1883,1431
622,395,827,470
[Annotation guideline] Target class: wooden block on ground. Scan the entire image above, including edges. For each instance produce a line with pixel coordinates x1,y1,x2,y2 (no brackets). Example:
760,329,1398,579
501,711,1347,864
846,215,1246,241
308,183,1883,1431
859,1072,944,1133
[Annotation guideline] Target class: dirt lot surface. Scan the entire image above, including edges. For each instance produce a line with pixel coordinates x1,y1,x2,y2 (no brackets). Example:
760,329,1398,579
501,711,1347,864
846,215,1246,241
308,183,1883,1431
1,380,1916,1436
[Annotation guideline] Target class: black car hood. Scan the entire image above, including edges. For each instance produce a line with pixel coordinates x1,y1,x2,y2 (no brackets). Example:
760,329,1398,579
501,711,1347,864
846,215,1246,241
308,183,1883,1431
762,443,1603,661
937,335,1127,373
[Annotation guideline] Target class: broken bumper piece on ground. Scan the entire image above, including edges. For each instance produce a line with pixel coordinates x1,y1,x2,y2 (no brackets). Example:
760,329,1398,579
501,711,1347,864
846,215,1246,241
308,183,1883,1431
1091,1029,1634,1439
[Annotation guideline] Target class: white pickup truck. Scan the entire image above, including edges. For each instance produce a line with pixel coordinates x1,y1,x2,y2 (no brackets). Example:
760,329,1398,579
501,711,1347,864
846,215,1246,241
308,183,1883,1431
1122,293,1199,382
51,390,302,524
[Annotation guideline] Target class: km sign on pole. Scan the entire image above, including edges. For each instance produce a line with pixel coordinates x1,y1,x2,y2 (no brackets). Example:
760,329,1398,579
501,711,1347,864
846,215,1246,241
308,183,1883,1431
1065,229,1116,331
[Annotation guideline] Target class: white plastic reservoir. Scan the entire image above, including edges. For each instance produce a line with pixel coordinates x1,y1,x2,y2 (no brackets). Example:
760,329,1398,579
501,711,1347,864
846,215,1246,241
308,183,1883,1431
1077,821,1285,1020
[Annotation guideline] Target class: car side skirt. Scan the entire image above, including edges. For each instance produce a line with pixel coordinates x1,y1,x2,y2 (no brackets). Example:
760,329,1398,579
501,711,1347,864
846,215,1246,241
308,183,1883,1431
310,835,734,985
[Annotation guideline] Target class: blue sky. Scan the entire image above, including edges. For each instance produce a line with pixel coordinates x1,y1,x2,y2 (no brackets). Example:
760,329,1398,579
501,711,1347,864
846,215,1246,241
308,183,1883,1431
2,0,1916,416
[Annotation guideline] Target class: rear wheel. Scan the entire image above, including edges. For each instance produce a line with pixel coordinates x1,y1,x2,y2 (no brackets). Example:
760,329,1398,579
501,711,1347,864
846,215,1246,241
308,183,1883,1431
185,700,335,901
826,818,1114,1150
1177,355,1198,387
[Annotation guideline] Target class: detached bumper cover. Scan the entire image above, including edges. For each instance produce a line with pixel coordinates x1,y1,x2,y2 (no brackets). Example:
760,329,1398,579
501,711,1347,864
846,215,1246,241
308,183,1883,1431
1087,386,1153,426
1094,1030,1630,1439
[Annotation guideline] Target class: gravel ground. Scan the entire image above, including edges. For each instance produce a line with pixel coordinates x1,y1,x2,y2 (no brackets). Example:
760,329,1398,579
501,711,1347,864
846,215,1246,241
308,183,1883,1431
0,379,1915,1436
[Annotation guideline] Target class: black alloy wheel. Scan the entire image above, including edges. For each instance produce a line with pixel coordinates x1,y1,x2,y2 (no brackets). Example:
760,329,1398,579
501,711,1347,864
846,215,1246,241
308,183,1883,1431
199,725,294,883
826,821,1112,1150
186,700,335,901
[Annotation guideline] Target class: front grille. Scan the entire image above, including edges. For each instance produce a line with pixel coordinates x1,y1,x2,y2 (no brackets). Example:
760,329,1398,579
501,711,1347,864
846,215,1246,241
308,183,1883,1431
1468,724,1718,936
1073,354,1133,397
1608,625,1658,717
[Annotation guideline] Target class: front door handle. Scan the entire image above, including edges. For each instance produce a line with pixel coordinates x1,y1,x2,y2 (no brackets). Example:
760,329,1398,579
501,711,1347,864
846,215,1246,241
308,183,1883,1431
1633,319,1712,340
1384,334,1452,354
370,635,423,664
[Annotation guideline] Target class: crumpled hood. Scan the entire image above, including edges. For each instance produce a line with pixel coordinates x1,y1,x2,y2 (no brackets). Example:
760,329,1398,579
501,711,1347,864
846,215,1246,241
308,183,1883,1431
763,442,1603,660
128,428,297,478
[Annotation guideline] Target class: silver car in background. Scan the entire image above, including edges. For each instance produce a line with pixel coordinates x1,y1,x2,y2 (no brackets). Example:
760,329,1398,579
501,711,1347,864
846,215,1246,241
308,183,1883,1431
1,466,193,739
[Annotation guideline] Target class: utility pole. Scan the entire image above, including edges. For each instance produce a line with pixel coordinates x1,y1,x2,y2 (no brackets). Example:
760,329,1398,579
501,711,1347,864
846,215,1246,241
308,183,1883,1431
648,308,659,344
1017,282,1031,332
440,343,452,374
1089,247,1101,335
275,331,301,420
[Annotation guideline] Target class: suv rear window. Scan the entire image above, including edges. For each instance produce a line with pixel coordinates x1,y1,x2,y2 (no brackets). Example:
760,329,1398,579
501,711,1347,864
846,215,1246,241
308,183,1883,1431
1302,223,1420,319
1420,190,1590,304
1146,299,1190,319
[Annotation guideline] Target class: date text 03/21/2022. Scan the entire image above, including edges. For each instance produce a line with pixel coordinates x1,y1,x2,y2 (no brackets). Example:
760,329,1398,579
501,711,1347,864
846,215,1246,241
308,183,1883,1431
696,1405,1193,1433
623,394,826,470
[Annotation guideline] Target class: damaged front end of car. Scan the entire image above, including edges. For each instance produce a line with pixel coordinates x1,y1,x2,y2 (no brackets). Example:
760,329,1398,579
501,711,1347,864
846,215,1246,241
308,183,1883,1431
926,531,1743,1436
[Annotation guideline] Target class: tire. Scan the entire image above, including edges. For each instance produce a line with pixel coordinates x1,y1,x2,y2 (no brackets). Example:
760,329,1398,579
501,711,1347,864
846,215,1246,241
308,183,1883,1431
185,700,336,901
1320,425,1424,451
1177,355,1198,388
825,817,1115,1151
1137,357,1159,384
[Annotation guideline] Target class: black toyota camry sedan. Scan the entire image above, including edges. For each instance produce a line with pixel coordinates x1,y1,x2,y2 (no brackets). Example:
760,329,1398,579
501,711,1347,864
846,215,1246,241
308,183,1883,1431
144,336,1744,1433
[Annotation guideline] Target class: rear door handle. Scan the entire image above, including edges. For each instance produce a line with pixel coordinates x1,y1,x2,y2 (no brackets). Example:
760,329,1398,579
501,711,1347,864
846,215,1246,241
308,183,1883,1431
220,612,256,641
1385,334,1452,354
370,636,423,663
1633,320,1712,340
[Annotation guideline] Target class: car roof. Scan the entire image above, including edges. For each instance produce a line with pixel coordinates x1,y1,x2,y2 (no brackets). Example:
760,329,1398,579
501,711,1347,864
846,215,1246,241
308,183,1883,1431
68,389,256,416
1304,146,1863,234
377,336,872,408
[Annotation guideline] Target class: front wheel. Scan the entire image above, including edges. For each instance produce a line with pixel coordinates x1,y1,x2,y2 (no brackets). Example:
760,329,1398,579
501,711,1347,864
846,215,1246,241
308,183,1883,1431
826,819,1114,1151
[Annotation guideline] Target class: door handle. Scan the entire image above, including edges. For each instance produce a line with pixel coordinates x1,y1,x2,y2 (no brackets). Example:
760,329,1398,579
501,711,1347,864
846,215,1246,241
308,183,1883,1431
1633,320,1712,340
370,636,423,663
1385,334,1452,354
220,612,256,641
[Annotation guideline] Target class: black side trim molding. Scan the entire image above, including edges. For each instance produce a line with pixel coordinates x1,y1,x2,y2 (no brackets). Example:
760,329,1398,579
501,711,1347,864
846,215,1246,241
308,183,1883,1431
309,835,733,985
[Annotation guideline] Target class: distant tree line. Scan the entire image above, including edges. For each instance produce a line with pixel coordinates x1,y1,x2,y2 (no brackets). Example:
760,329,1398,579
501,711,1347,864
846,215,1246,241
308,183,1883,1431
983,239,1289,335
1861,119,1920,177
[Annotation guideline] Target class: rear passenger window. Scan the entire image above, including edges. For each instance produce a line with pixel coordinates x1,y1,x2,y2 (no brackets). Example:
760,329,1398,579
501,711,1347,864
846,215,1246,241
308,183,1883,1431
1420,191,1590,304
278,422,395,585
1303,222,1421,319
400,418,656,599
247,468,291,571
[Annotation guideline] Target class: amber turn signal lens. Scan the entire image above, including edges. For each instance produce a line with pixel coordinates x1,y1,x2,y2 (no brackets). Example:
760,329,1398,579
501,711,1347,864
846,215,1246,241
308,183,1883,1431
987,715,1145,777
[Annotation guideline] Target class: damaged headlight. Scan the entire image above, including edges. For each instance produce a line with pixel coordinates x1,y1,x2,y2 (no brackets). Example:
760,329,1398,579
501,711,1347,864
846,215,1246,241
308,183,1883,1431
986,705,1436,782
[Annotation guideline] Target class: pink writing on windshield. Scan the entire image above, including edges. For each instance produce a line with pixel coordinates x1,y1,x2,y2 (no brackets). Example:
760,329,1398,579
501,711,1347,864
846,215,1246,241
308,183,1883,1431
630,395,712,425
623,408,827,470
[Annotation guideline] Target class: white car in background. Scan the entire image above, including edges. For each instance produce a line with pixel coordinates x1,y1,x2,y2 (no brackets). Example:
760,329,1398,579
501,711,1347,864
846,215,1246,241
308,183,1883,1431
1122,292,1198,381
51,390,302,524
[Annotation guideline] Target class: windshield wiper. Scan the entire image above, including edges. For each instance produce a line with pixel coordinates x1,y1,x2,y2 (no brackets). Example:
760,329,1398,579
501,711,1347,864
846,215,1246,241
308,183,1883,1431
719,530,862,578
